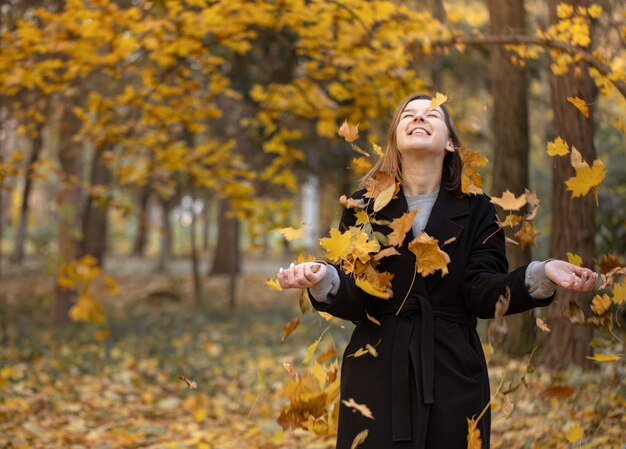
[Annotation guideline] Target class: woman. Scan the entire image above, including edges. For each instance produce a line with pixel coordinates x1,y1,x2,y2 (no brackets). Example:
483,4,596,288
276,93,597,448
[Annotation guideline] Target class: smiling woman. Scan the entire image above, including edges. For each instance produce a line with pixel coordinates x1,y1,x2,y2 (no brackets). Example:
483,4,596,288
276,93,598,449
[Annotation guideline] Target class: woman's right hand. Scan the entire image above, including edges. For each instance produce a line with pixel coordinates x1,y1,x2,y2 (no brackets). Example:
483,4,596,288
277,262,327,290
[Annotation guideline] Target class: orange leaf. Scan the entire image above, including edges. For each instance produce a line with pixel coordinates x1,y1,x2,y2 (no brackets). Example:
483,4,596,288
460,148,488,195
282,317,300,341
355,277,391,299
567,96,589,118
373,246,401,261
491,190,527,211
466,416,482,449
514,221,539,249
387,210,417,246
408,232,450,277
363,171,397,199
338,119,359,142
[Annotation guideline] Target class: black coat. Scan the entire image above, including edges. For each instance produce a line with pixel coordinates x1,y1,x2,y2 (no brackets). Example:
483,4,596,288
309,185,554,449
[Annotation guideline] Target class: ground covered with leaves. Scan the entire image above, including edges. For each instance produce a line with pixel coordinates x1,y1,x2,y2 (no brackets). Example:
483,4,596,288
0,264,624,449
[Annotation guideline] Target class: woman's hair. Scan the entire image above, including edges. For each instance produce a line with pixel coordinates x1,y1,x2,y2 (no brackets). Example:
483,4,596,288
360,93,464,195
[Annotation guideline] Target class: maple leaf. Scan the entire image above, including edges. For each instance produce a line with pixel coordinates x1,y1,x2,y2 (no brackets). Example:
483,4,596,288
598,254,624,274
491,190,527,211
349,229,380,263
351,429,369,449
320,228,352,263
546,136,569,156
565,158,605,202
342,398,375,420
363,170,397,199
355,277,391,299
387,210,417,246
282,317,300,341
564,422,584,443
514,221,539,249
280,227,307,241
338,119,359,142
460,148,488,195
429,92,448,109
498,214,522,228
177,373,197,389
355,210,369,226
466,416,482,449
586,353,622,362
408,232,450,277
567,96,589,118
566,252,583,267
536,317,551,333
371,142,384,158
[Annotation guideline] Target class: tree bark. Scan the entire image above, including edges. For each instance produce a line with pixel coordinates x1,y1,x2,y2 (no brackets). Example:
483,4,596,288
10,121,44,264
132,185,151,256
210,198,240,276
80,144,112,267
487,0,534,356
202,193,212,251
155,196,172,273
540,0,597,369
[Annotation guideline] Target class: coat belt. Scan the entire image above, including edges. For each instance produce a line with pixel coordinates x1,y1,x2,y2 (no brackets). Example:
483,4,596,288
379,296,476,444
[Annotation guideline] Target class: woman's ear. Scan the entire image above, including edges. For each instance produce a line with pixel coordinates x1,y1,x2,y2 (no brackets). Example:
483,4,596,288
445,140,455,153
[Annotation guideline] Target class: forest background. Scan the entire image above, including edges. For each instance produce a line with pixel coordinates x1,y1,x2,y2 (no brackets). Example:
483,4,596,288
0,0,624,448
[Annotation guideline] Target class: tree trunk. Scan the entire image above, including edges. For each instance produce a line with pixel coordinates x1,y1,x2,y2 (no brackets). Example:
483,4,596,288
56,102,82,325
80,145,112,267
189,190,203,305
155,196,172,273
10,122,44,264
487,0,534,356
210,198,240,309
540,0,597,369
132,185,151,256
202,193,212,251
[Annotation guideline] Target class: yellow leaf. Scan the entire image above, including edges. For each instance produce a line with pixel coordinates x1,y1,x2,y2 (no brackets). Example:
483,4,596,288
373,182,396,212
565,159,605,200
280,227,307,241
341,398,375,420
466,416,482,449
514,221,539,249
318,311,333,321
498,214,523,228
372,142,384,158
429,92,448,110
366,312,381,326
266,279,283,291
570,146,586,169
587,4,602,18
590,294,611,315
564,422,584,443
387,210,417,246
491,190,527,211
193,409,208,422
460,148,488,195
566,252,582,266
355,277,391,299
349,229,380,263
338,119,359,143
546,136,569,156
350,429,368,449
567,96,589,118
586,353,621,362
304,336,322,363
408,232,451,277
320,228,352,263
612,278,626,304
355,210,369,226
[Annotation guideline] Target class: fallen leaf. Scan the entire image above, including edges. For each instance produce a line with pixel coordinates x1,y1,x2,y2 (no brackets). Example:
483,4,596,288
536,317,551,333
342,398,375,420
429,92,448,109
408,232,450,277
538,385,574,399
491,190,527,211
565,422,584,443
546,136,569,156
177,373,197,389
567,96,589,118
338,119,359,142
282,317,300,341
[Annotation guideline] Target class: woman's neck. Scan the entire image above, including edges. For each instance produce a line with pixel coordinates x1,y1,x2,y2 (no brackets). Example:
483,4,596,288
401,154,443,196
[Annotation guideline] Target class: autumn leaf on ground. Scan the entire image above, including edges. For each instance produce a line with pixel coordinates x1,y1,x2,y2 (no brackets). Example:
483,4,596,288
566,252,582,266
351,429,368,449
546,136,569,156
177,373,197,389
282,317,300,341
280,227,307,241
429,92,448,109
363,170,397,199
536,317,551,333
586,353,622,362
514,220,539,249
372,142,384,158
567,96,590,118
460,148,488,195
339,194,365,209
565,422,584,443
491,190,527,211
266,278,283,291
338,119,359,142
342,398,375,420
408,232,450,277
320,228,352,263
466,416,482,449
387,210,417,246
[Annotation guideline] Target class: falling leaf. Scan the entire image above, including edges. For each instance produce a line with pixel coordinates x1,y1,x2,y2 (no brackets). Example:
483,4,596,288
612,278,626,304
320,228,352,263
342,398,375,420
408,232,451,277
351,429,369,449
536,317,551,333
590,294,611,315
374,182,396,212
488,286,511,344
563,301,586,324
318,311,333,320
364,171,397,199
177,373,197,389
282,362,294,376
498,214,523,228
355,210,369,226
491,190,527,211
443,236,457,246
565,422,584,443
351,144,370,157
387,210,417,246
282,317,300,341
566,252,583,267
598,254,624,274
567,96,589,118
429,92,448,109
546,136,569,156
372,142,384,157
304,332,325,363
339,195,365,209
348,343,378,358
296,254,316,264
373,246,400,261
586,353,621,362
355,277,391,299
565,159,605,202
366,312,381,326
514,221,539,249
338,119,359,142
466,416,482,449
316,347,337,363
524,189,540,221
349,229,381,263
538,385,574,399
460,148,488,195
280,227,307,241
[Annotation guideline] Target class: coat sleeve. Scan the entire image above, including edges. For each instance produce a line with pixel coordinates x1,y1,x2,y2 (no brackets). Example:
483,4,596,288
461,199,554,319
308,202,371,323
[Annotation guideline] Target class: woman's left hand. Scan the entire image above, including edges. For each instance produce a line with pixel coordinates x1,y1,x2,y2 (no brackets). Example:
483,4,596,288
545,260,598,292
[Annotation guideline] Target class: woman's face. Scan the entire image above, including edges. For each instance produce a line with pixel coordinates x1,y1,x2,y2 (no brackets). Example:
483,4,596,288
395,98,453,157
